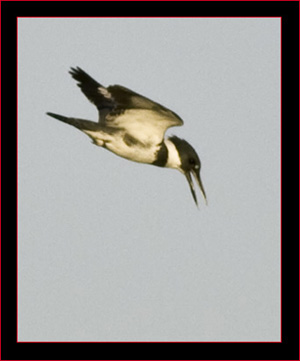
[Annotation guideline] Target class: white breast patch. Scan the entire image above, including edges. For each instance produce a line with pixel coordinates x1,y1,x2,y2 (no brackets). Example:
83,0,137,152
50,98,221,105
164,139,181,170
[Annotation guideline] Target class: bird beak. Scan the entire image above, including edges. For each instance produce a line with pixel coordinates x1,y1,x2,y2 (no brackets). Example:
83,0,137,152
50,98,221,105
185,169,207,206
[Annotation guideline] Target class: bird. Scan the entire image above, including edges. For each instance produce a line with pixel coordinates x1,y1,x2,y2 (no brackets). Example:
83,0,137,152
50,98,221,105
47,67,207,206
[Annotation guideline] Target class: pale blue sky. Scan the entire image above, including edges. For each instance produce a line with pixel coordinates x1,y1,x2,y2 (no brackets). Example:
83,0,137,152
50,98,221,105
18,17,281,341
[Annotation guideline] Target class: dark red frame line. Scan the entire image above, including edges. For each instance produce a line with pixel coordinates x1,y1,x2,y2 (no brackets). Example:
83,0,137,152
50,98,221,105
15,15,283,345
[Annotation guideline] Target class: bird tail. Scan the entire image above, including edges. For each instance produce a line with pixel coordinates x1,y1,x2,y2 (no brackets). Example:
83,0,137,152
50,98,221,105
46,112,97,131
46,112,69,122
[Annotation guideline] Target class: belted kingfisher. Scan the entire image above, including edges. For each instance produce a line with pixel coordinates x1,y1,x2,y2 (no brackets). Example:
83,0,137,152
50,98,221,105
47,67,207,206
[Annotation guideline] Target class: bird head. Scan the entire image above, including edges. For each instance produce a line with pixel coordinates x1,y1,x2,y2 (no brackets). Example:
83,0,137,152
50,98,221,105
169,136,207,207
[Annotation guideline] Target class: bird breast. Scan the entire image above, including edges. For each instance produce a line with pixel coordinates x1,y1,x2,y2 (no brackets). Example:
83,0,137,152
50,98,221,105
104,132,161,165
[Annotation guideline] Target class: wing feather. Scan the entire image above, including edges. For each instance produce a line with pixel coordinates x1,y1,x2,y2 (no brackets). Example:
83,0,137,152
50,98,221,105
69,67,114,122
70,67,184,144
107,85,184,143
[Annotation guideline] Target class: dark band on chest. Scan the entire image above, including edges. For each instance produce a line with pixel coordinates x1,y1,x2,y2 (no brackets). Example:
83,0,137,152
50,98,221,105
152,142,168,167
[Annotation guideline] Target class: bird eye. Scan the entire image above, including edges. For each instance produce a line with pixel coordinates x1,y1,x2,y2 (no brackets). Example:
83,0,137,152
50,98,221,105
189,158,195,165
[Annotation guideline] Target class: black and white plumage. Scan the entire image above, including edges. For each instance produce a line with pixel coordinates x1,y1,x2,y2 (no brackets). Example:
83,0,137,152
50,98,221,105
47,67,207,206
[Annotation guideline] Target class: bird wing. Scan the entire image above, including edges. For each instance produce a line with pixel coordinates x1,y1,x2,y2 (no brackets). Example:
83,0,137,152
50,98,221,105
69,67,115,122
70,67,184,144
105,84,183,145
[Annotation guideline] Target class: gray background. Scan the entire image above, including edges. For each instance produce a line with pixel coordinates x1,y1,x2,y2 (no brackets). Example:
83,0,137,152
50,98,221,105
18,18,281,341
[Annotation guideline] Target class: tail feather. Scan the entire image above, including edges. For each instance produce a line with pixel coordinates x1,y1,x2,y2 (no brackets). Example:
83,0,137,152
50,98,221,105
46,112,69,122
46,112,98,131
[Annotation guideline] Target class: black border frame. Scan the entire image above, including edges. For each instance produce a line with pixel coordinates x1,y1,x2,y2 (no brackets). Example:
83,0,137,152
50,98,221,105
1,1,299,360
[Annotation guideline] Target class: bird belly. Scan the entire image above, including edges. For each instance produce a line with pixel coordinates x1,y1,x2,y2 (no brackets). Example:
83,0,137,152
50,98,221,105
83,129,159,164
105,139,158,164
